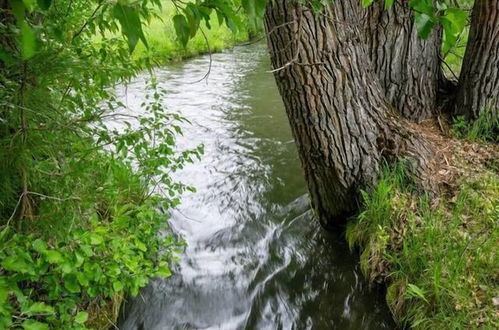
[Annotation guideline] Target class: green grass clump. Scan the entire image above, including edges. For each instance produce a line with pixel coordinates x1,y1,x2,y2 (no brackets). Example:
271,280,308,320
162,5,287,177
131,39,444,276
346,164,499,329
452,107,499,143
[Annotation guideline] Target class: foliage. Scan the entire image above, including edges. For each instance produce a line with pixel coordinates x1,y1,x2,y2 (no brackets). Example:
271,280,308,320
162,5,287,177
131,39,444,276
452,107,499,143
346,163,499,329
0,185,180,329
0,0,250,328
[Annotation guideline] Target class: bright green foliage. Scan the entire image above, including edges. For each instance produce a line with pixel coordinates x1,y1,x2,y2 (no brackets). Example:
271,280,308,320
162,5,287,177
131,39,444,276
346,163,499,329
0,191,180,329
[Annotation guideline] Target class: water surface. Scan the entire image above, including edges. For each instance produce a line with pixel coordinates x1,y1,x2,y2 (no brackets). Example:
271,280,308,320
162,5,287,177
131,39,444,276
117,43,394,330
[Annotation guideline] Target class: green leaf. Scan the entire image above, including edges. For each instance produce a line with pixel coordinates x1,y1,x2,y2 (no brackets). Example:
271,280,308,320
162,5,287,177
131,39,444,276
242,0,256,18
183,4,201,38
21,320,49,330
20,22,37,59
113,3,148,53
135,240,147,252
361,0,374,8
36,0,51,10
22,302,55,315
0,226,10,242
112,280,124,292
44,250,63,264
156,265,171,278
32,239,47,253
63,275,80,293
173,14,190,47
1,255,33,274
441,8,469,53
414,13,436,39
384,0,394,9
76,272,89,286
9,0,37,59
75,311,88,324
410,0,434,16
89,233,103,245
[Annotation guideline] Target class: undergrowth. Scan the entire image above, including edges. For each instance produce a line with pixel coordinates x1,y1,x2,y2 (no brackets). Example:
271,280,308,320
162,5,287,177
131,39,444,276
0,157,180,329
346,163,498,329
452,107,499,143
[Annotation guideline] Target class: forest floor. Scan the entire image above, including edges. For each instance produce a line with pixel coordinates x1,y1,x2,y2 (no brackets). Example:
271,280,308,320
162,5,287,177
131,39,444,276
346,117,498,329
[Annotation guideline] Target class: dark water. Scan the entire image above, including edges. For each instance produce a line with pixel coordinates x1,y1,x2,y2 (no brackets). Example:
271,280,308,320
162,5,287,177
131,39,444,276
117,43,394,330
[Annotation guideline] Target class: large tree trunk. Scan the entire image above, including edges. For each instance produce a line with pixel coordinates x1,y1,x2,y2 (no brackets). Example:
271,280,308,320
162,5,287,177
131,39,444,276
264,0,432,227
454,0,499,120
362,1,442,122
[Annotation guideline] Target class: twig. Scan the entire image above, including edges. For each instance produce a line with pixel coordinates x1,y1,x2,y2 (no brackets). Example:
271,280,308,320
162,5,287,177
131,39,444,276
71,0,104,42
439,54,460,81
26,191,81,202
185,27,212,84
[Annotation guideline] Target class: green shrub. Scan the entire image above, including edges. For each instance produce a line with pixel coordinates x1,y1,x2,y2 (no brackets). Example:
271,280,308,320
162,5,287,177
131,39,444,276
0,193,179,329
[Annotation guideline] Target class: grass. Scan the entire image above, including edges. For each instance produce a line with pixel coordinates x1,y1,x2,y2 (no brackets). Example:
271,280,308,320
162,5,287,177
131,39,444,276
346,163,498,329
132,2,249,64
451,107,499,143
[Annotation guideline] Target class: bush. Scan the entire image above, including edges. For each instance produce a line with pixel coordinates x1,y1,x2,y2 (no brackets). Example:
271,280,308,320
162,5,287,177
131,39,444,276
0,190,179,329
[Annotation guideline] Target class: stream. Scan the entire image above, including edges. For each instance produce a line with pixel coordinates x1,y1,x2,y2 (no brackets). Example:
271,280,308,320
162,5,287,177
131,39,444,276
116,43,395,330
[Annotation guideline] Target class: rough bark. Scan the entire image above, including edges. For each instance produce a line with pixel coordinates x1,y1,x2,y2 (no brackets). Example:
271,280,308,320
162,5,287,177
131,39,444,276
264,0,432,228
361,1,442,122
454,0,499,120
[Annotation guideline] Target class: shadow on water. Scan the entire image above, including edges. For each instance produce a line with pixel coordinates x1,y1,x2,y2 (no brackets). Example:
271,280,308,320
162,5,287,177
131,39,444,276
116,43,395,330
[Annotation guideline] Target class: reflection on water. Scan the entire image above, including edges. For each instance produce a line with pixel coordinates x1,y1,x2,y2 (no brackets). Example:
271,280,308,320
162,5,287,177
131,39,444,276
116,43,395,330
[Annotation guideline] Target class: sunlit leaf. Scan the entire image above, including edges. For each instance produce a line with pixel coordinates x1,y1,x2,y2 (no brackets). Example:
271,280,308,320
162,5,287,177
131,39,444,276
21,320,49,330
362,0,374,8
75,311,89,324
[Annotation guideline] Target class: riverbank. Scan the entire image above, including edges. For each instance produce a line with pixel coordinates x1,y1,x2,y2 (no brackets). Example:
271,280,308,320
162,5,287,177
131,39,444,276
132,3,249,65
346,120,498,329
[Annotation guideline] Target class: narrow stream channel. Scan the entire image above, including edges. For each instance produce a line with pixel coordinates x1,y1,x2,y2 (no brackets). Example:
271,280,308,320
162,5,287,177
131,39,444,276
116,43,395,329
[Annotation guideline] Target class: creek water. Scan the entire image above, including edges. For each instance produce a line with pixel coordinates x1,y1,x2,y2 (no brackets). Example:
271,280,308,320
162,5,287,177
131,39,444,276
116,43,395,330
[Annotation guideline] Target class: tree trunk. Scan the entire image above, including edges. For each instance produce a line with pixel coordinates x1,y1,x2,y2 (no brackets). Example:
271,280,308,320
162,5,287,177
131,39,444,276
361,1,442,122
264,0,432,228
454,0,499,120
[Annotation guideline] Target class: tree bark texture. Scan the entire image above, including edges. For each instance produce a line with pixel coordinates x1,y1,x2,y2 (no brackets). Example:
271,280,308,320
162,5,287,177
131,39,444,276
264,0,432,227
455,0,499,120
361,1,442,122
